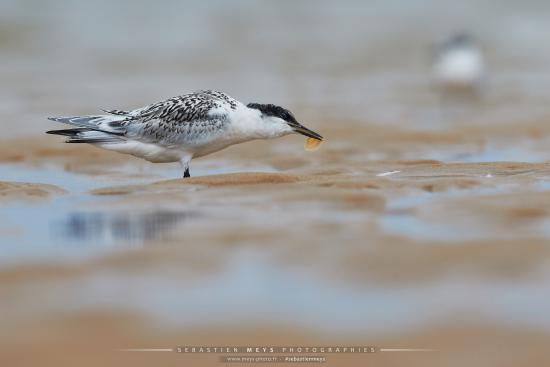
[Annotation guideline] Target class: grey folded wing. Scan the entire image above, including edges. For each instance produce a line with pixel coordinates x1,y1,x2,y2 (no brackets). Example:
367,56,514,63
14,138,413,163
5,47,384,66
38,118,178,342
123,91,236,145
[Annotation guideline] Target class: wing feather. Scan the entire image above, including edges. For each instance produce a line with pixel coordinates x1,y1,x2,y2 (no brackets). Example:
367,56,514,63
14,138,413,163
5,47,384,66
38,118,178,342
48,90,239,147
122,90,238,145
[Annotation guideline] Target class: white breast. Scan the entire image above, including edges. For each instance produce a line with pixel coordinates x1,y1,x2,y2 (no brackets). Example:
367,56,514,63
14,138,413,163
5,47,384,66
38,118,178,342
98,140,186,163
435,48,485,88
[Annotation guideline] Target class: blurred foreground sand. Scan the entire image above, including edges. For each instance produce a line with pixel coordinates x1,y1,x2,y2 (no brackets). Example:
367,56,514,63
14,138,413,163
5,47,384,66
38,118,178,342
1,117,550,366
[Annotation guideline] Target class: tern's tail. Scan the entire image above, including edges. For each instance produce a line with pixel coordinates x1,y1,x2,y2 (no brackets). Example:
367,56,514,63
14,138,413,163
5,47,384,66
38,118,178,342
46,128,124,143
47,114,127,143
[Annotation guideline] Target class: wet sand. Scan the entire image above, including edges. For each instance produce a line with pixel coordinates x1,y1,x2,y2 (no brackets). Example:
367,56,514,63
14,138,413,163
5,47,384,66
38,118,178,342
2,115,550,366
0,181,66,201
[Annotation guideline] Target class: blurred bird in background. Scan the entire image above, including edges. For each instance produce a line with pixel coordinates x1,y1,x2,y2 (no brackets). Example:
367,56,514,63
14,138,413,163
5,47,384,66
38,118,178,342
433,33,486,96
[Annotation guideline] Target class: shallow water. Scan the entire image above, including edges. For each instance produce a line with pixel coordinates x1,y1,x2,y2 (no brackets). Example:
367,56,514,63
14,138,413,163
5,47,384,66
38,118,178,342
381,181,550,241
0,161,277,264
3,140,548,359
2,157,550,336
11,249,550,336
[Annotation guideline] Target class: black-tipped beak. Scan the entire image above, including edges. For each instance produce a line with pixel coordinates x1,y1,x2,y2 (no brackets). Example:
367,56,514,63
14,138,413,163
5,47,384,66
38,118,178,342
290,123,323,140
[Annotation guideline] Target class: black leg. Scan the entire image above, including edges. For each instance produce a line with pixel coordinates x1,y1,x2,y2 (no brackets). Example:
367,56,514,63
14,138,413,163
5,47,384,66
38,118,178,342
184,168,190,178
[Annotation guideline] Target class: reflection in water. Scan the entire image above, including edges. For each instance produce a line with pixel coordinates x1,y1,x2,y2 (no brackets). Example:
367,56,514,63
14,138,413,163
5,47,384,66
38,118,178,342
55,210,194,243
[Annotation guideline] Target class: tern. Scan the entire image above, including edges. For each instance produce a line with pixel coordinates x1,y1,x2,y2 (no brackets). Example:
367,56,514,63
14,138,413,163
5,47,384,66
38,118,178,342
47,90,323,178
433,33,485,93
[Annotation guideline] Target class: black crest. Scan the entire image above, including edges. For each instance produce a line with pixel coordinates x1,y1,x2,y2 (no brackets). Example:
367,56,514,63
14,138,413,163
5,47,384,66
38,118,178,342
247,103,298,124
442,33,473,50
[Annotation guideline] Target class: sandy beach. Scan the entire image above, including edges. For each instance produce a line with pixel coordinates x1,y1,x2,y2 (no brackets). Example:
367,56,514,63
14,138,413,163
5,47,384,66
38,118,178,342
2,116,550,366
